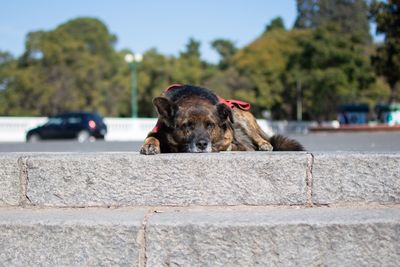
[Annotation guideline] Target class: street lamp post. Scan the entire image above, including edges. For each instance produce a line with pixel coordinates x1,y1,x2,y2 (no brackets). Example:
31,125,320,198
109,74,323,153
296,79,302,121
125,53,143,118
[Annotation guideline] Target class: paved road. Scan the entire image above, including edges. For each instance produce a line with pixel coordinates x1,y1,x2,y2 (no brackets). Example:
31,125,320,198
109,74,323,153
0,132,399,152
289,132,400,152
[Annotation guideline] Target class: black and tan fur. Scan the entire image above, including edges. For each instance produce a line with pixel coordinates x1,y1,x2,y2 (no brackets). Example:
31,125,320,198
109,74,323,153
140,85,303,154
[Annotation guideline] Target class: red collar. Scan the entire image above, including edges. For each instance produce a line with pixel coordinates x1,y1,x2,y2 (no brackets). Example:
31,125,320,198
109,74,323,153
165,84,251,110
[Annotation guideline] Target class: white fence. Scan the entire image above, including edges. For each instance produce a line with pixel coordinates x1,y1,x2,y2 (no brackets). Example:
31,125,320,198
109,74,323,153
0,117,48,143
0,117,158,142
103,118,158,141
0,117,275,143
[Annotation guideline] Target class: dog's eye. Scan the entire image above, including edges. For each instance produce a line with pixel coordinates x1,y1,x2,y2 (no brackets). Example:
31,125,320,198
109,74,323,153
182,122,194,130
206,122,215,130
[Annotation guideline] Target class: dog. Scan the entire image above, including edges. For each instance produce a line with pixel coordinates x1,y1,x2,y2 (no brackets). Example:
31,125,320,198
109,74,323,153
140,84,304,154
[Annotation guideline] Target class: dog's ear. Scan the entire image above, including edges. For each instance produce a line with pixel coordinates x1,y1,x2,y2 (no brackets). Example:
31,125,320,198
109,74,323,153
153,97,178,125
216,103,234,124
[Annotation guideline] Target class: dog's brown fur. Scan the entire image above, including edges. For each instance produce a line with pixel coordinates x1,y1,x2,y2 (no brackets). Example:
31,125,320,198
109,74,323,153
140,85,303,154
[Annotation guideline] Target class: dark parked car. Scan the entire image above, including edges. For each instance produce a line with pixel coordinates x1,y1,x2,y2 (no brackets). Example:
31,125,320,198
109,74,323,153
26,112,107,142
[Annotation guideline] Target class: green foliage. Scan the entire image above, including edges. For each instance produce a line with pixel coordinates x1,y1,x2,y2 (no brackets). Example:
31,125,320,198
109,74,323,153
286,25,376,120
211,39,237,70
233,22,377,120
370,0,400,103
136,49,174,117
265,17,286,32
1,18,126,116
0,51,16,114
0,11,395,120
171,38,204,85
233,29,310,114
136,39,213,117
295,0,371,44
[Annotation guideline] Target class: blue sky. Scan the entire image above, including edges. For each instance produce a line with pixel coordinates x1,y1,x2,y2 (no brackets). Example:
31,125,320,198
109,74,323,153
0,0,380,63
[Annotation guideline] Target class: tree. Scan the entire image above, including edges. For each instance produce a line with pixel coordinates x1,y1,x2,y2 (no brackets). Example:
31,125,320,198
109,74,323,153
136,49,175,117
370,0,400,103
233,28,310,116
233,21,378,120
0,51,15,114
137,38,215,117
180,38,201,59
265,17,286,32
294,0,318,28
1,17,127,116
295,0,371,43
285,25,376,120
171,38,205,85
211,39,237,70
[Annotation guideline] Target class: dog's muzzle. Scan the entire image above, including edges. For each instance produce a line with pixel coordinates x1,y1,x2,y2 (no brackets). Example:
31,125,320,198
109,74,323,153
188,138,212,153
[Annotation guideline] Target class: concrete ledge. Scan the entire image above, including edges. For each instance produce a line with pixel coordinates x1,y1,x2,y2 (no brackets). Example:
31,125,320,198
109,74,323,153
0,208,145,266
0,152,399,207
1,151,399,266
1,207,398,266
0,154,21,206
24,152,309,207
312,153,400,205
147,206,400,266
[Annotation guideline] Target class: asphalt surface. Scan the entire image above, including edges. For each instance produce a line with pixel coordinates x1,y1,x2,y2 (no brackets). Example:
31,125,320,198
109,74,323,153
289,132,400,152
0,132,399,152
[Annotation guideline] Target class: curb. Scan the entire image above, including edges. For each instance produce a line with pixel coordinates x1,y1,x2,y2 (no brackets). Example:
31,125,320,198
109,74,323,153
1,152,399,207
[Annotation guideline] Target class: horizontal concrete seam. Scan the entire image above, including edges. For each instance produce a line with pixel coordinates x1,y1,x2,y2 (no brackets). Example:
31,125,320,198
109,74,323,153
16,203,317,209
1,204,400,214
5,202,400,209
306,152,314,207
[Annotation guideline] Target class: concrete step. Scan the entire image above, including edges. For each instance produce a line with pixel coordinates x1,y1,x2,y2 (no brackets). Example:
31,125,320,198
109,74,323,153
0,206,399,266
1,152,400,207
0,207,146,266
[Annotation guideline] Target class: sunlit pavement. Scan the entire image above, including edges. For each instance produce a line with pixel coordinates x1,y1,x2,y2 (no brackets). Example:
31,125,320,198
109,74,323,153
289,132,400,152
0,132,399,152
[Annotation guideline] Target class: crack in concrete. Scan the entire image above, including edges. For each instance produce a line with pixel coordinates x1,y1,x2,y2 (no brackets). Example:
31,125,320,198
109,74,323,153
17,156,31,206
137,208,155,267
306,153,314,207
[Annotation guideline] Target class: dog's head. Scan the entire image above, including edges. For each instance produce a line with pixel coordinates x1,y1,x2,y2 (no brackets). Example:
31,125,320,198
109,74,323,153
153,96,234,153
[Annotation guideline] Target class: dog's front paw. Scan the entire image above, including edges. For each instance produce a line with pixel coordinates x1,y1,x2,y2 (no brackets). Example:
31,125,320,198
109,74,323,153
140,144,161,155
259,142,273,151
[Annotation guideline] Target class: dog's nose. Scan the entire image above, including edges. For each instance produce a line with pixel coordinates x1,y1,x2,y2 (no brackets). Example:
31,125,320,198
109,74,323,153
196,139,208,150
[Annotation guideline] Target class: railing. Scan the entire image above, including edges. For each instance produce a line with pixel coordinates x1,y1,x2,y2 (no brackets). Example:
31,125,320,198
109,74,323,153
0,117,277,142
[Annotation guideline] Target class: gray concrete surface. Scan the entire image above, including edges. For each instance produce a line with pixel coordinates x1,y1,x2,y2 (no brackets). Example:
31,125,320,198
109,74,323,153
146,208,400,266
0,140,140,152
147,207,400,266
23,152,308,207
0,132,399,152
1,149,399,266
312,153,400,205
0,208,146,266
1,152,400,207
1,206,399,266
0,154,21,206
291,132,400,152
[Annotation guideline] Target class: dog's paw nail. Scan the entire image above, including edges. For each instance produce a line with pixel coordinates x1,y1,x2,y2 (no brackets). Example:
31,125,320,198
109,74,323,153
259,143,273,151
140,144,160,155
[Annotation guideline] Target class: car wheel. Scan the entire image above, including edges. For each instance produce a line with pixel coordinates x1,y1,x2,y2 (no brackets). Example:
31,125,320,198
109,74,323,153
77,130,90,143
27,134,40,143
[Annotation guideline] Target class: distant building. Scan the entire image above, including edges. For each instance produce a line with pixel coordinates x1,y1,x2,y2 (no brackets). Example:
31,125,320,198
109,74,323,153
337,104,369,125
375,104,400,126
